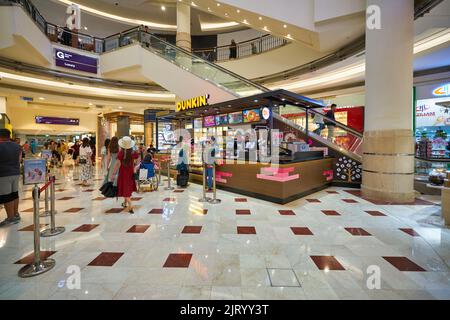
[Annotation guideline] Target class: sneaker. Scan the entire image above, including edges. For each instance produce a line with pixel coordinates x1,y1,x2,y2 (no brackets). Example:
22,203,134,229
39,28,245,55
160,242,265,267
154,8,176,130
14,213,21,221
0,217,20,227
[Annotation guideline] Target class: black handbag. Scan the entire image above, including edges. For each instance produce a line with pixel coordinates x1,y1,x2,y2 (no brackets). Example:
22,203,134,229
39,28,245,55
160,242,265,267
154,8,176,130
99,182,117,198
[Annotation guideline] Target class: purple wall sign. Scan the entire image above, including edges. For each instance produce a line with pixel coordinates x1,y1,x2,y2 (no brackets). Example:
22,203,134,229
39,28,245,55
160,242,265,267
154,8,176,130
35,116,80,126
55,49,98,74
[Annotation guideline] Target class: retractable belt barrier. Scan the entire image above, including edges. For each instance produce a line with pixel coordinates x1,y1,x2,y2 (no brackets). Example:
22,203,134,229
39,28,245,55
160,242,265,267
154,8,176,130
198,163,211,203
40,175,65,237
208,165,221,204
18,184,56,278
164,158,175,191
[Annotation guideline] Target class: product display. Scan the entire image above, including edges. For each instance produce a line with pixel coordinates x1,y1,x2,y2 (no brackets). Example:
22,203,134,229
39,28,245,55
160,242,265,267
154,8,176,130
243,108,261,123
228,111,243,124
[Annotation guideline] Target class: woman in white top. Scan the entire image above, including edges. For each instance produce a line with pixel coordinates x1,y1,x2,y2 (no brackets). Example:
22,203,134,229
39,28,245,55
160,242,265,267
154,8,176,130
100,138,110,175
312,109,325,136
79,137,93,186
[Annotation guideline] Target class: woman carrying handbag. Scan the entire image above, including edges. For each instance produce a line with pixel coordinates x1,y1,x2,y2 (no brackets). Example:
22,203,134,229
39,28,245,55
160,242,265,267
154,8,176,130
79,137,92,186
110,136,139,213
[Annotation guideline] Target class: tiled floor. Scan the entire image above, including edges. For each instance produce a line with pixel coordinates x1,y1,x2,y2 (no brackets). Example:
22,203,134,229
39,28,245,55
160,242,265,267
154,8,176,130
0,164,449,300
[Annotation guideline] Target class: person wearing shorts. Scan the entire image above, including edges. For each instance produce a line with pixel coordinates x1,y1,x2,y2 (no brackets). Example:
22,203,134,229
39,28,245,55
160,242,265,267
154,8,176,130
0,129,22,227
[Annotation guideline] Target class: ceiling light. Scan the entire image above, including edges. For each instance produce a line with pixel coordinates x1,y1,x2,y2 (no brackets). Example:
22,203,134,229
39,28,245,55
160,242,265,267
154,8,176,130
191,1,197,7
201,21,239,30
254,99,258,103
39,97,45,100
283,24,287,28
161,5,166,11
263,26,268,31
243,19,249,24
56,0,176,30
88,102,93,106
83,26,88,30
285,34,293,39
225,13,228,16
118,106,123,109
236,9,240,13
0,71,174,100
216,3,220,6
207,7,211,11
258,16,262,20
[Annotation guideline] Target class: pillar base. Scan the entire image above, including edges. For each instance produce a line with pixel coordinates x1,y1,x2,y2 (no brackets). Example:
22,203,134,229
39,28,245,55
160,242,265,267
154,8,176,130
361,129,415,204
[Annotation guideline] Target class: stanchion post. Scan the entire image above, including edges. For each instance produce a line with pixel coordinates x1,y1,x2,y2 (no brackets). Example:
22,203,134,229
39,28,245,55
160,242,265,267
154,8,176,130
198,163,211,202
208,164,221,204
158,160,163,186
41,176,65,237
164,157,174,191
39,178,51,217
18,184,55,278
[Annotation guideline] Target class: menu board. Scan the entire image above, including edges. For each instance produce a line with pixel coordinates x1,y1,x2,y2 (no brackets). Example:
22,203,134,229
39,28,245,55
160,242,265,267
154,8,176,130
203,115,216,127
243,108,261,123
215,114,229,126
228,112,243,124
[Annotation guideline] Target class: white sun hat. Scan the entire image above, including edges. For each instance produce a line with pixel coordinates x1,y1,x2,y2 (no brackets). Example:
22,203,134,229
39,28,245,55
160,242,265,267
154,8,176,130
118,136,135,150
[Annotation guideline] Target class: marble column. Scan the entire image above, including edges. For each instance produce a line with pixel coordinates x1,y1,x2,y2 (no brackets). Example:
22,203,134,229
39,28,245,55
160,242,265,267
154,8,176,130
176,2,191,51
362,0,415,203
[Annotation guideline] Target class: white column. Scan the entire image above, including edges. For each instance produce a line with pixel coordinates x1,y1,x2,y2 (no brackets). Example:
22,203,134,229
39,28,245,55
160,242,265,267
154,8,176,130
362,0,415,203
176,2,191,51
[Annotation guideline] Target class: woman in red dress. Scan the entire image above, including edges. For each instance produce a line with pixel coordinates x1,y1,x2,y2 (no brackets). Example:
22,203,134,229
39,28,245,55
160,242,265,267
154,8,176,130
110,136,139,213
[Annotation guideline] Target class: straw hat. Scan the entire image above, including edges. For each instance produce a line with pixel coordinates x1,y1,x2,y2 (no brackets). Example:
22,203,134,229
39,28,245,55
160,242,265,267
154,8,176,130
118,136,135,150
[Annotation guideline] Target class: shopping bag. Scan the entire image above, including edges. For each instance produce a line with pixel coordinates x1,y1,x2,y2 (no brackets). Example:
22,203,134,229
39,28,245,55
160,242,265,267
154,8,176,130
139,168,148,180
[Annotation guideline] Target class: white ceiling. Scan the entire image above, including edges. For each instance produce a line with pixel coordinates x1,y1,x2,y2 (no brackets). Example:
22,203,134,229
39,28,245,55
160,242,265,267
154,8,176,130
30,0,246,36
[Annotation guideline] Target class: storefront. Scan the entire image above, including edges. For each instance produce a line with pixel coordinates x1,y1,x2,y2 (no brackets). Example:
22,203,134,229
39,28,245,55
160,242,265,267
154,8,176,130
414,81,450,176
156,90,350,204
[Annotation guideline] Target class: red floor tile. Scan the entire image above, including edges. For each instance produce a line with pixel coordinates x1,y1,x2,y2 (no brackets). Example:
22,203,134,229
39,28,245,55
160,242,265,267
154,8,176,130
279,210,296,216
306,199,321,203
19,224,48,231
399,228,420,237
237,226,256,234
235,198,247,202
59,197,75,200
173,190,185,193
88,252,124,267
366,210,386,216
342,199,358,203
72,224,99,232
163,197,176,202
326,191,339,194
56,189,66,192
345,227,372,236
163,253,193,268
383,257,426,272
15,251,57,264
131,197,142,201
64,208,84,213
83,189,95,192
322,210,341,216
182,226,202,234
149,208,163,214
105,208,124,214
291,227,313,235
310,256,345,271
126,225,150,233
93,197,107,201
236,209,251,215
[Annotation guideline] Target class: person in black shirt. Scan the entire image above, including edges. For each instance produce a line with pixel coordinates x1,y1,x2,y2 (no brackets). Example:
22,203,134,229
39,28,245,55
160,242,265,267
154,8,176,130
229,40,237,59
324,104,337,141
0,129,22,227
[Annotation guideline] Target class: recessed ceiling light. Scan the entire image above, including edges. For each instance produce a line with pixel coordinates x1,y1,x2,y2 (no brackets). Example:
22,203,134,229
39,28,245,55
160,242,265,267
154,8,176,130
258,16,262,20
225,13,228,16
83,26,88,30
207,7,211,11
243,19,249,24
88,102,93,106
39,97,45,100
161,5,165,11
216,3,220,6
254,99,258,103
118,106,123,109
286,34,292,39
283,24,287,28
236,9,240,13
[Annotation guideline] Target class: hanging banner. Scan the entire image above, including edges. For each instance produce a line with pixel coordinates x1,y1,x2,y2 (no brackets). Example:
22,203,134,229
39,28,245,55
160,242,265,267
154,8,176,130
55,49,98,74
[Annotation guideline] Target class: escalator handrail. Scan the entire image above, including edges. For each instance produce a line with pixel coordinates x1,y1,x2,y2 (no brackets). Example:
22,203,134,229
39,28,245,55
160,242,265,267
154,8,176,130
137,29,270,94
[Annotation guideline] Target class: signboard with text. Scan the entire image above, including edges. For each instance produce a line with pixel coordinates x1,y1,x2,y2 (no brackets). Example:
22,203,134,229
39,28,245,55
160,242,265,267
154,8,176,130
55,49,98,74
35,116,79,126
416,97,450,127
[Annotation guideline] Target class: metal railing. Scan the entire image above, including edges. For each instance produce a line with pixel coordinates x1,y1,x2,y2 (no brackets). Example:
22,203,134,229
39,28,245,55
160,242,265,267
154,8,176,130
1,0,287,59
192,35,288,63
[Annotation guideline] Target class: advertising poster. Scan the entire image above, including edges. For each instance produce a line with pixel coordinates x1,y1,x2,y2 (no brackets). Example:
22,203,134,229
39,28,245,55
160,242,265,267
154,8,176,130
23,159,46,185
416,97,450,127
243,109,262,123
41,150,52,160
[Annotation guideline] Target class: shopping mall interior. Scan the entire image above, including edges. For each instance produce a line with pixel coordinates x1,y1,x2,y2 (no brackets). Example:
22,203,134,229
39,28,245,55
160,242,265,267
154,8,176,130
0,0,449,303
